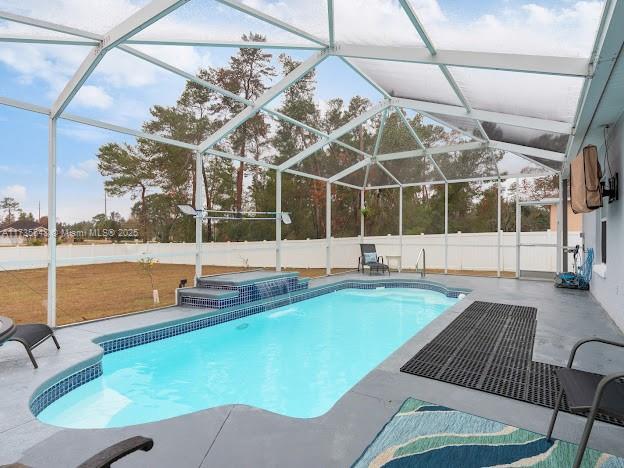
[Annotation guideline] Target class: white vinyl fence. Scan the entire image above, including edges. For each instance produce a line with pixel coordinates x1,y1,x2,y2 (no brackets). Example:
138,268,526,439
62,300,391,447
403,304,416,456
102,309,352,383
0,231,581,273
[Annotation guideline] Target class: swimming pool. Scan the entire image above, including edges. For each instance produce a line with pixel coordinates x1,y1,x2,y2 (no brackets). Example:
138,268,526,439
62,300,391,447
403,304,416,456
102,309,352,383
37,287,457,428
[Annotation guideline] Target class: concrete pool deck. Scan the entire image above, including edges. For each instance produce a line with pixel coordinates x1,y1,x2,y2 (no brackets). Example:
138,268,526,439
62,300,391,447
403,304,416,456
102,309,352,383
1,273,623,467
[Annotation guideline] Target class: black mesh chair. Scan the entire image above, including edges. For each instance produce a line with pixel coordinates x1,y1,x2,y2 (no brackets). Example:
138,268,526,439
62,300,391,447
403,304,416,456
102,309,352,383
358,244,389,276
546,337,624,468
0,316,60,369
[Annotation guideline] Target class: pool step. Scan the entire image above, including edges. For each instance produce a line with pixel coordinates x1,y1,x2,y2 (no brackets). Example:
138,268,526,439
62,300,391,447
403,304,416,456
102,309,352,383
177,273,309,309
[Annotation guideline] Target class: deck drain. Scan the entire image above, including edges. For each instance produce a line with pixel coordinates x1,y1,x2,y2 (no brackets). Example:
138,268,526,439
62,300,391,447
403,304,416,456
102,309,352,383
401,300,624,428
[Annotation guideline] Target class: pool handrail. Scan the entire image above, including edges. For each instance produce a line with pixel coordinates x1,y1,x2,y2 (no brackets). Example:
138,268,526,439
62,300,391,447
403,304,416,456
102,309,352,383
416,249,426,278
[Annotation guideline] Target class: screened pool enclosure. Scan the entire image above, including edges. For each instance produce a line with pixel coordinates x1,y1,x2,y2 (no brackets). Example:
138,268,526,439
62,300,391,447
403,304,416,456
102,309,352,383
0,0,613,326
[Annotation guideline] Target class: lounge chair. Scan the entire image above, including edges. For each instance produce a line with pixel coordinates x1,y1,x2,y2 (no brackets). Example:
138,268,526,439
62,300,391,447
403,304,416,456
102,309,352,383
546,337,624,468
78,436,154,468
2,436,154,468
0,316,60,369
358,244,390,276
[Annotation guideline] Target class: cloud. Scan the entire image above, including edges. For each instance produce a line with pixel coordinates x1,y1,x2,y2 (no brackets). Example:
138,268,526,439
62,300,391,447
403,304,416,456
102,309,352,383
0,184,27,202
0,0,605,131
58,124,111,142
73,85,113,109
408,0,603,57
79,159,98,171
65,159,98,180
67,166,89,180
242,0,602,56
0,0,211,122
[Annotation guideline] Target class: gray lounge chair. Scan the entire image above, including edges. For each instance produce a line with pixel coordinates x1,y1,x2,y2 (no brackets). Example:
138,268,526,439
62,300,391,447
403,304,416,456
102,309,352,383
0,316,60,369
359,244,390,276
546,337,624,468
3,436,154,468
78,436,154,468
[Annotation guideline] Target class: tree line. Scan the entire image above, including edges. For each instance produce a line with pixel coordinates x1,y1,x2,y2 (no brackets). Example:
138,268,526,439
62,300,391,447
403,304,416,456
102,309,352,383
60,34,557,242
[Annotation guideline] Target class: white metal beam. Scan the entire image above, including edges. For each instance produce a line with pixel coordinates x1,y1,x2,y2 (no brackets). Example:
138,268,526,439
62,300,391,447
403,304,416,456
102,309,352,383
395,107,425,150
279,100,389,170
283,168,362,190
0,10,100,40
489,140,564,162
372,109,388,156
0,34,97,46
206,149,277,169
398,0,435,53
363,163,371,188
398,0,492,145
47,117,57,327
0,31,321,50
328,0,335,48
376,141,485,162
565,0,624,173
333,44,590,77
275,170,282,271
444,182,448,273
439,65,490,142
339,57,390,98
399,185,403,265
215,0,327,46
392,97,572,134
360,190,365,239
107,50,371,161
119,45,248,104
376,161,402,186
284,169,328,182
127,38,322,49
420,110,486,143
263,109,372,158
62,113,198,150
50,0,189,118
0,95,49,115
428,155,447,182
497,180,501,276
198,50,328,153
328,159,369,183
364,183,401,189
334,180,363,190
372,171,554,189
325,181,332,274
395,106,447,181
194,152,204,282
106,0,190,48
51,47,107,118
512,152,558,173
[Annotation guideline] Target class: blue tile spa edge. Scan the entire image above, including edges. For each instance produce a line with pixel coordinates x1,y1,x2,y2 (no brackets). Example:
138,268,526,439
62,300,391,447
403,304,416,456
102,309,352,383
179,275,309,309
30,278,469,417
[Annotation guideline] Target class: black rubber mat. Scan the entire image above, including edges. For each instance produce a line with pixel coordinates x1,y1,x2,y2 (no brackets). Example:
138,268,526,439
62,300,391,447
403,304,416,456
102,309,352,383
401,301,624,427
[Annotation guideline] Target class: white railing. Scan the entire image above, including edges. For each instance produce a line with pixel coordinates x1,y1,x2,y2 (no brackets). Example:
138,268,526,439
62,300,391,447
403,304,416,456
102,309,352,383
0,231,581,273
415,248,426,277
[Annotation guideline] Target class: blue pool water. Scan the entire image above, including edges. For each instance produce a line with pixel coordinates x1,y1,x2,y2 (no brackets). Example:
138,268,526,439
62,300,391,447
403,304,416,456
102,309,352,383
37,288,457,428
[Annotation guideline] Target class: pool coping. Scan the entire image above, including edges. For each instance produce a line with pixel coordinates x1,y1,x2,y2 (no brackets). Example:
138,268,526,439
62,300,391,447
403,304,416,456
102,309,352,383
196,270,299,286
29,278,470,419
5,273,624,467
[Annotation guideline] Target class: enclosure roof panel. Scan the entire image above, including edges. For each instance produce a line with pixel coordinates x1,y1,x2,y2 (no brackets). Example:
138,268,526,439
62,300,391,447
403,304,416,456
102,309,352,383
0,0,615,187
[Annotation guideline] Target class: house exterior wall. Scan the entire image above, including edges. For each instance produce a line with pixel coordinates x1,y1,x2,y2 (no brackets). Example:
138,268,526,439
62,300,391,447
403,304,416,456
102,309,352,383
582,115,624,331
549,203,582,231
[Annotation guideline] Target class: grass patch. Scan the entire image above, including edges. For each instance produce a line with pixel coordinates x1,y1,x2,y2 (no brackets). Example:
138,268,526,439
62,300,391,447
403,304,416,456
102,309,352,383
0,263,344,325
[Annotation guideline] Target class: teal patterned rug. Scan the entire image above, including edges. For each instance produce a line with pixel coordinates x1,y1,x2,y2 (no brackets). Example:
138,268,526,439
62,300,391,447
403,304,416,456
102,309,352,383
353,398,624,467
